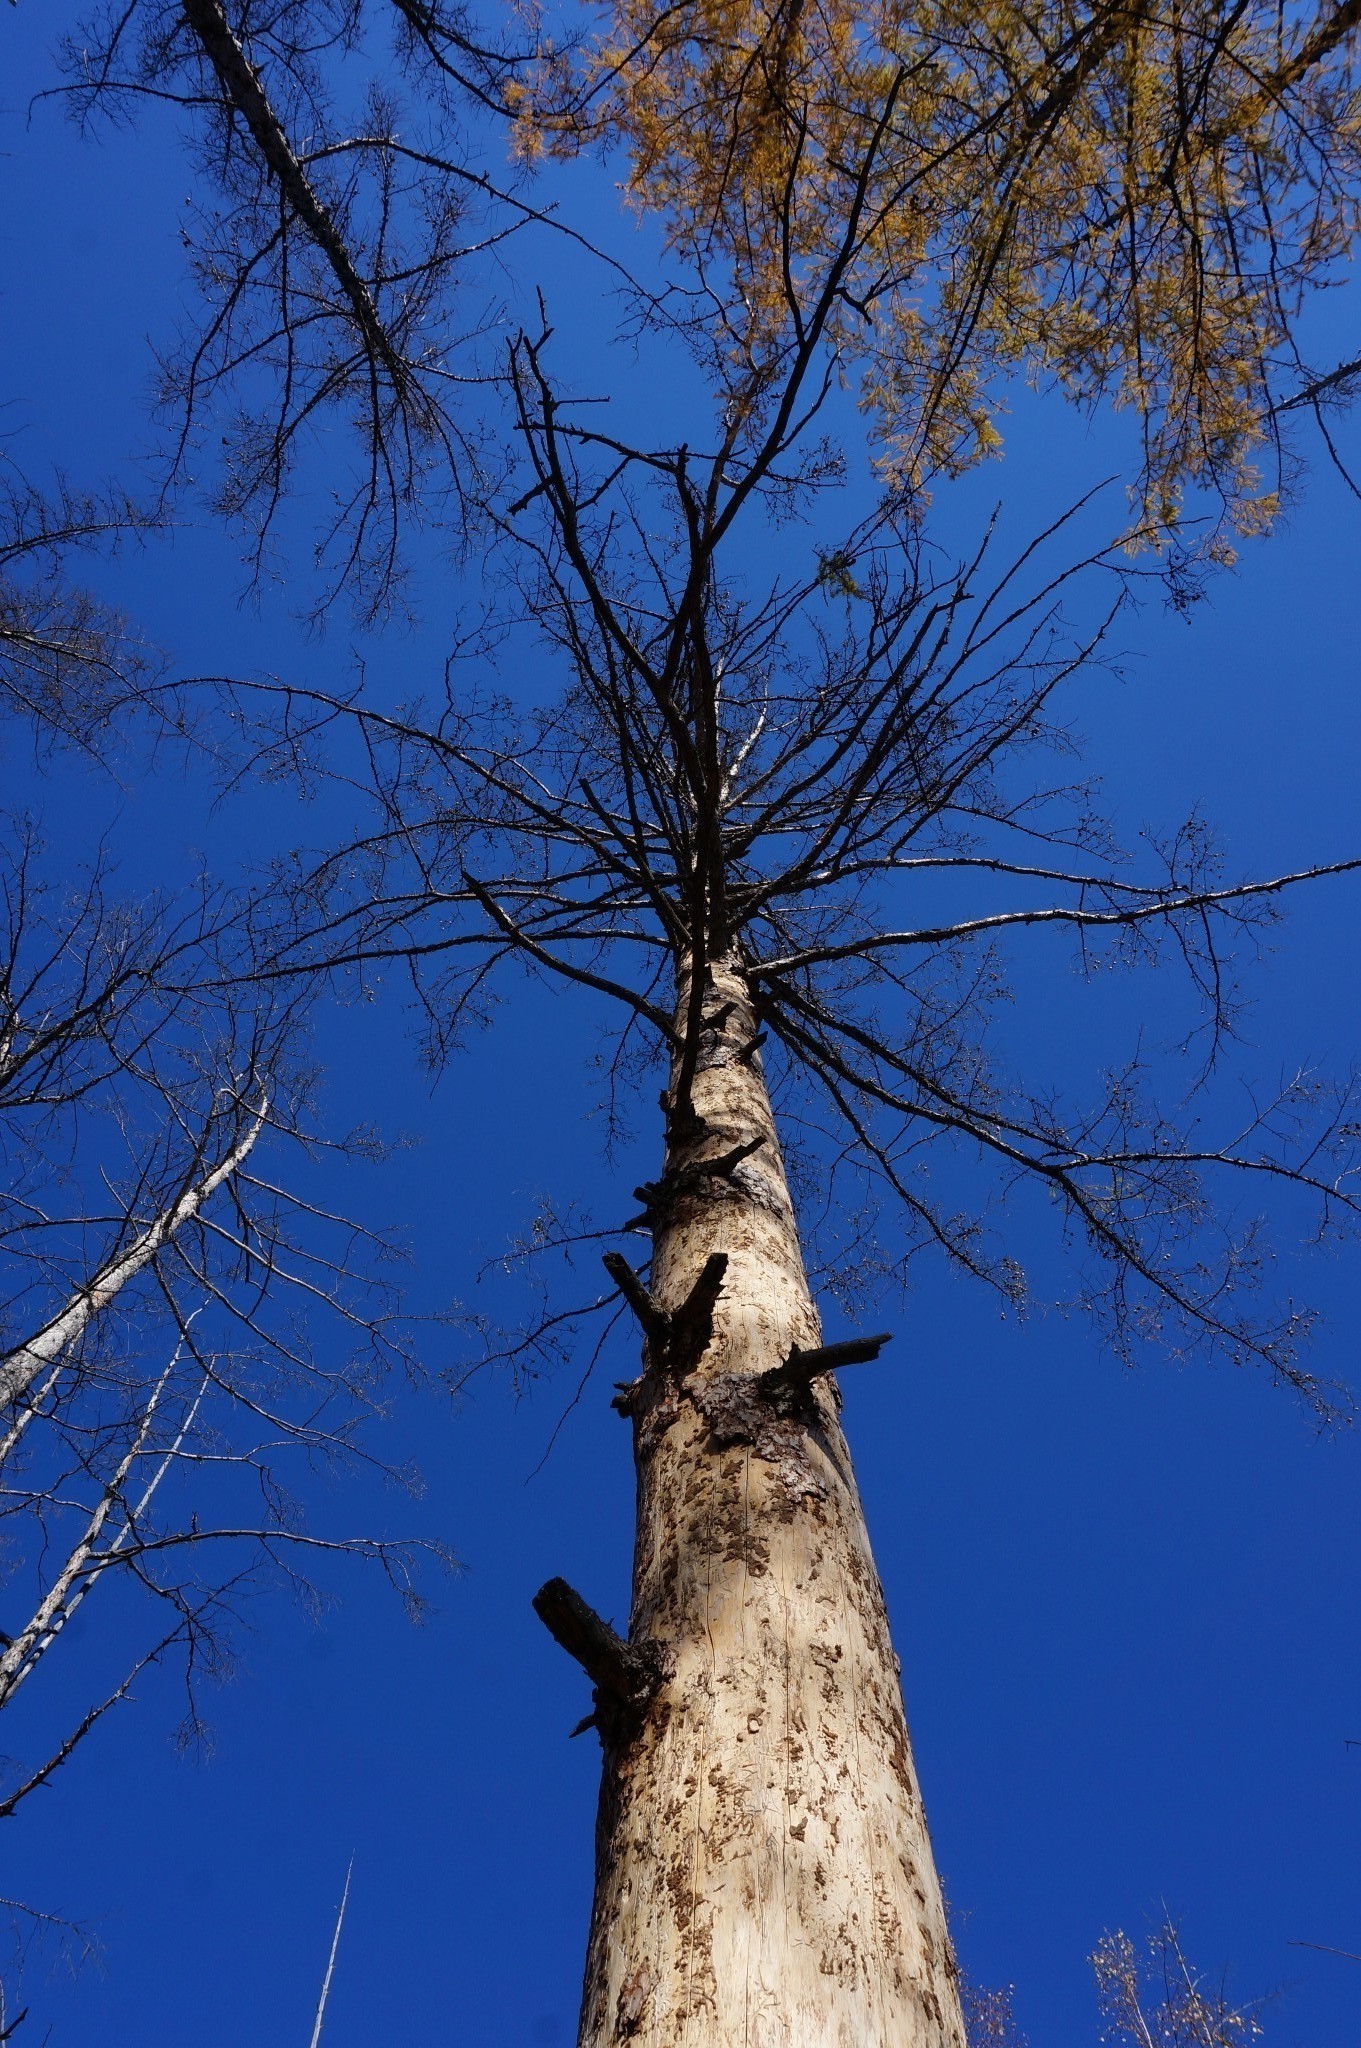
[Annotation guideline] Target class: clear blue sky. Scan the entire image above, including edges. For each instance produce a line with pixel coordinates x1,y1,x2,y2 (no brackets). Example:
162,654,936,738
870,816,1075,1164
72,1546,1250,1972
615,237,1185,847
3,9,1360,2043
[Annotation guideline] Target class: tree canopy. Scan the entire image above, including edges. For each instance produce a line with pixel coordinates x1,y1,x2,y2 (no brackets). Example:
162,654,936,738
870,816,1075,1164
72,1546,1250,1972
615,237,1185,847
523,0,1361,537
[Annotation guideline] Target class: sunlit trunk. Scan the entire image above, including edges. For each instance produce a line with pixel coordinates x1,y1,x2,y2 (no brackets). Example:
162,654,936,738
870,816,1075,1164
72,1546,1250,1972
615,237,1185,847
576,953,967,2048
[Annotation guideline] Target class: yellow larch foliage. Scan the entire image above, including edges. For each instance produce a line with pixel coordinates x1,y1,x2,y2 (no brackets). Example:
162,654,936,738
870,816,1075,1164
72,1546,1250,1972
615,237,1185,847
518,0,1361,542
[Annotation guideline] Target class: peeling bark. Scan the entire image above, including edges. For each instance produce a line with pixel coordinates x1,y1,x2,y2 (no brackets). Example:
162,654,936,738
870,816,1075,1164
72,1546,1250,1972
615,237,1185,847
575,955,966,2048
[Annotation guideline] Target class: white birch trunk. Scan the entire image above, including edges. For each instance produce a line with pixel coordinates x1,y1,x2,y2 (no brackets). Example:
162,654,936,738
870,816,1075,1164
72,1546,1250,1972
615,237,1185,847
577,955,966,2048
0,1098,265,1413
0,1345,208,1707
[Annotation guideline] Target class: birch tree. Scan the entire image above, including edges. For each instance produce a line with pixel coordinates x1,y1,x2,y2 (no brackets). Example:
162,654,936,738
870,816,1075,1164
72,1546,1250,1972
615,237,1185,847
0,824,433,1836
30,1,1361,2042
0,495,438,1992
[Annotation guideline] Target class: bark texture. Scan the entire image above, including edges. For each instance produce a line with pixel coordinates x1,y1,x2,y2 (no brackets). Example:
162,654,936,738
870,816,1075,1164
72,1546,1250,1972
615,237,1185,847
578,955,966,2048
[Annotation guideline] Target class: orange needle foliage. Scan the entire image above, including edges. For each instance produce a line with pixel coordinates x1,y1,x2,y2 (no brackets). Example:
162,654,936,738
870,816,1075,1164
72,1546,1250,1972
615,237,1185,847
515,0,1361,549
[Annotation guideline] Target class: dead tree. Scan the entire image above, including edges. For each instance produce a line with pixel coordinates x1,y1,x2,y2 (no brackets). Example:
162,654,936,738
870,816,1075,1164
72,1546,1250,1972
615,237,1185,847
217,454,1358,2045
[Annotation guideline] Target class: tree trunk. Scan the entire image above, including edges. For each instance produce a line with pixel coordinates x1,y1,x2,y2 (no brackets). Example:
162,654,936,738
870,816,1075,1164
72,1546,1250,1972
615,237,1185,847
576,954,967,2048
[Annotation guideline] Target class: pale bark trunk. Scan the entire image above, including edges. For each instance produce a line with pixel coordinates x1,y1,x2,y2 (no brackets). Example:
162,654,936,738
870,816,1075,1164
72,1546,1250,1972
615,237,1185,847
0,1099,265,1414
577,955,966,2048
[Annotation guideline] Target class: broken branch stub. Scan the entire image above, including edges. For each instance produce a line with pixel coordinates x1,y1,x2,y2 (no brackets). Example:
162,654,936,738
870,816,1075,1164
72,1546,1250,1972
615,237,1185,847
532,1577,668,1745
626,1132,769,1230
601,1253,670,1343
760,1332,893,1396
668,1251,729,1368
602,1250,729,1383
699,1134,767,1179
